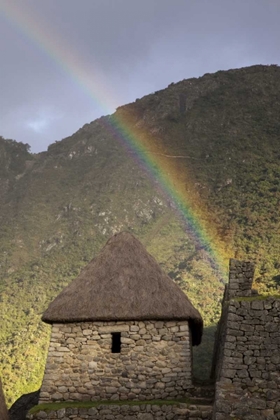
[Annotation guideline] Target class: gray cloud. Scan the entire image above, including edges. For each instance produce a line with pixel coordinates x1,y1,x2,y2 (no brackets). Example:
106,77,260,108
0,0,279,152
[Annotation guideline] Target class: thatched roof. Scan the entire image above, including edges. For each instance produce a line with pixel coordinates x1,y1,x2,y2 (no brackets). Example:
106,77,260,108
42,232,203,345
0,379,9,420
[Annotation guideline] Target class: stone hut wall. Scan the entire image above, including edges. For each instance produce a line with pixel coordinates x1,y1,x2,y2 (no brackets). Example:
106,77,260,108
212,259,280,420
39,320,192,403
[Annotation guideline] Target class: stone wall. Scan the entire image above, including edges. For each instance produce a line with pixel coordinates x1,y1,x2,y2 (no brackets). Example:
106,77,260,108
28,402,212,420
39,320,192,403
211,259,255,382
227,259,255,299
212,259,280,420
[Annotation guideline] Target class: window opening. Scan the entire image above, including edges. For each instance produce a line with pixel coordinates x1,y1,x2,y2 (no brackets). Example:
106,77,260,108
111,332,121,353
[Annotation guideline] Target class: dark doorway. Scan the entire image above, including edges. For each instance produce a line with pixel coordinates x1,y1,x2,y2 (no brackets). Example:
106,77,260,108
111,332,121,353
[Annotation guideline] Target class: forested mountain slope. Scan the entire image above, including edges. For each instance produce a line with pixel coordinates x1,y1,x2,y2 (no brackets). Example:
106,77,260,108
0,64,279,404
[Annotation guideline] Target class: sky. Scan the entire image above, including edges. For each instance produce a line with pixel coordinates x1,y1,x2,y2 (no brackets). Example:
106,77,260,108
0,0,279,153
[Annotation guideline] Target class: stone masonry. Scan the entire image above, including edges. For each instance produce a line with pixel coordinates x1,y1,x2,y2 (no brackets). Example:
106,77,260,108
227,259,255,299
27,402,213,420
212,259,280,420
39,320,192,403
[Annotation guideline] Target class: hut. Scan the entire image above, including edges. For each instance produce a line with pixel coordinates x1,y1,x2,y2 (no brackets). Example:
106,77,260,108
0,378,9,420
39,232,203,403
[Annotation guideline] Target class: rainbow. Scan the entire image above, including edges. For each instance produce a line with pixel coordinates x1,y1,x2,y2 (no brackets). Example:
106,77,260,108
0,2,230,280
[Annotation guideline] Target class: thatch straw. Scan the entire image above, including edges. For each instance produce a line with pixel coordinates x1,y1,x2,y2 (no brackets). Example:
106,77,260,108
0,379,9,420
42,232,203,345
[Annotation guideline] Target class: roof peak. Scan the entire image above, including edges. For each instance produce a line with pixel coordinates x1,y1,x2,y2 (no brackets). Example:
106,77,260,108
42,232,203,345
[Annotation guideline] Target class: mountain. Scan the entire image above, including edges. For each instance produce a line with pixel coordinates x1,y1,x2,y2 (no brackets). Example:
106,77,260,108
0,64,279,405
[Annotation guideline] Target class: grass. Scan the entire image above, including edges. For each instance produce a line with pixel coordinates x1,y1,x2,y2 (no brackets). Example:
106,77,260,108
233,294,280,302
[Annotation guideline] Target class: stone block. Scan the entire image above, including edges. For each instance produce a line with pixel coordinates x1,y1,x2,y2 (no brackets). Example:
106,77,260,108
152,335,161,341
130,325,140,332
82,329,92,336
222,369,236,378
88,361,97,369
251,300,264,310
138,414,153,420
99,324,129,333
121,337,134,344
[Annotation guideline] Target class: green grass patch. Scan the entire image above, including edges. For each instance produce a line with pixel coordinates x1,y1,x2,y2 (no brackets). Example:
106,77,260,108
233,294,280,302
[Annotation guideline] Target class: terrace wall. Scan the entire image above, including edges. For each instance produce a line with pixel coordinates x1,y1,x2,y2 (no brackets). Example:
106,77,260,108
212,259,280,420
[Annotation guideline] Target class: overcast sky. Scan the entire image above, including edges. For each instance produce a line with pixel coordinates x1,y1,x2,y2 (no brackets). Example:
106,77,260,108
0,0,279,153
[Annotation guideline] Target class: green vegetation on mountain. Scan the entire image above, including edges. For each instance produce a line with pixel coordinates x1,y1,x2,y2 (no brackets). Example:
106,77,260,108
0,65,279,405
